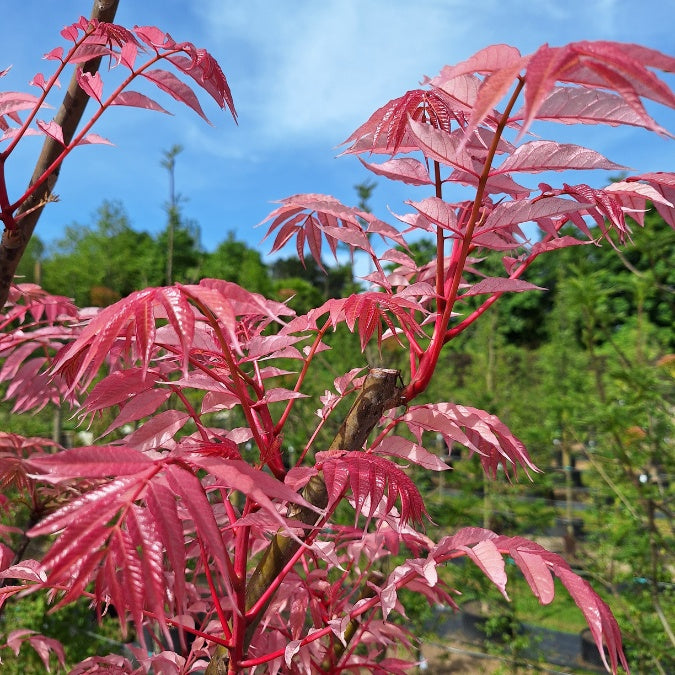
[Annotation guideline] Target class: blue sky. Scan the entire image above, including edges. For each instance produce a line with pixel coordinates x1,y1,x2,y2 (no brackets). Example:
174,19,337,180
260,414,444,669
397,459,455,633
1,0,674,261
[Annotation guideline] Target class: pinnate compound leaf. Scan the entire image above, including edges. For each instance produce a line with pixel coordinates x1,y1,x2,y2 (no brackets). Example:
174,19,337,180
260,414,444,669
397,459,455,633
430,529,628,672
260,194,386,266
398,403,538,479
51,287,196,393
167,50,237,120
321,452,427,526
342,88,456,155
316,292,426,350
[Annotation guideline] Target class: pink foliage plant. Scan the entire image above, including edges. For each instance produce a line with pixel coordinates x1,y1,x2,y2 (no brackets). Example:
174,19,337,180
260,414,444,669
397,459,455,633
2,17,674,674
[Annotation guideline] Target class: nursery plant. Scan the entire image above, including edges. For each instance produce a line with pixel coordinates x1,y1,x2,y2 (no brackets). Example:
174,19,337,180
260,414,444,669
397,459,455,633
1,11,674,675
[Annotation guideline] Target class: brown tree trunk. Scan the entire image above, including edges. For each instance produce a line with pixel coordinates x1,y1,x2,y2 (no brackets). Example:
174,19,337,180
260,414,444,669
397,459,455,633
0,0,121,311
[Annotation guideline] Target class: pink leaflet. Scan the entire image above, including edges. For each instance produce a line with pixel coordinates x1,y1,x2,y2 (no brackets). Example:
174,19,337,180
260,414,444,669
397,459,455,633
480,196,592,232
174,435,241,460
27,445,154,479
122,410,190,451
141,68,210,123
460,277,544,297
0,559,46,583
145,481,187,615
100,388,172,438
554,565,629,672
431,44,524,82
164,463,234,602
461,539,508,599
110,91,172,115
127,505,171,641
188,457,320,522
372,435,451,471
255,388,309,405
51,288,156,393
245,334,307,360
83,369,161,413
167,52,237,120
434,73,481,110
133,25,172,49
0,543,13,571
0,91,43,117
407,119,477,174
358,157,432,186
408,197,459,234
510,548,555,605
629,172,675,228
569,41,675,109
459,59,528,147
36,119,64,145
496,141,626,174
76,133,113,145
14,633,65,671
75,70,103,104
157,286,196,373
520,44,579,139
511,85,674,135
44,46,65,62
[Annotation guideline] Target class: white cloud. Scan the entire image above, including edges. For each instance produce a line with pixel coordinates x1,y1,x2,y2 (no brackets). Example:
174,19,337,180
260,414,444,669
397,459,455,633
197,1,473,145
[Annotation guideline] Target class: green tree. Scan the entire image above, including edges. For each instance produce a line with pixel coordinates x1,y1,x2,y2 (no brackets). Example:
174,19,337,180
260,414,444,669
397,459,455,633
41,201,157,305
14,235,45,285
202,232,272,295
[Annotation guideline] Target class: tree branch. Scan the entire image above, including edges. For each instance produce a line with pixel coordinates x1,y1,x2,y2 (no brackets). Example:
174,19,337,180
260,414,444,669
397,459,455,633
0,0,121,312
